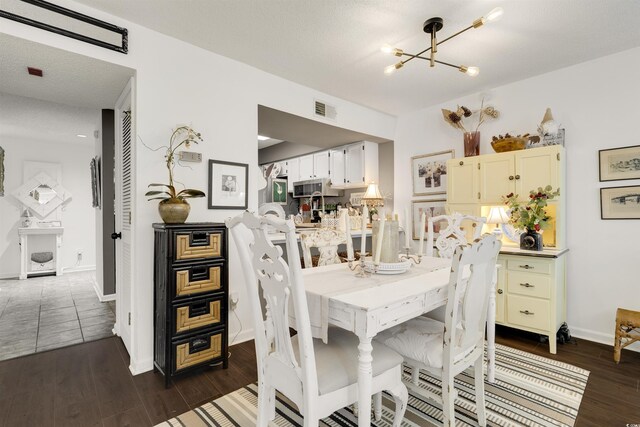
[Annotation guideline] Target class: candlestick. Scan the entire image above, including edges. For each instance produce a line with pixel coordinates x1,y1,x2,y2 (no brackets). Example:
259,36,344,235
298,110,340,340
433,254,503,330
418,211,426,256
374,216,386,265
345,213,354,261
360,206,367,257
404,208,411,249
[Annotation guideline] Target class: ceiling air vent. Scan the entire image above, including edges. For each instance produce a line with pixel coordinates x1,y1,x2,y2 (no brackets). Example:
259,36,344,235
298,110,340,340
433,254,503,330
314,100,337,121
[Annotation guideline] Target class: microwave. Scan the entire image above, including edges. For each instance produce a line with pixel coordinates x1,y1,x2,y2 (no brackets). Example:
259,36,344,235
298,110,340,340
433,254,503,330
292,178,343,198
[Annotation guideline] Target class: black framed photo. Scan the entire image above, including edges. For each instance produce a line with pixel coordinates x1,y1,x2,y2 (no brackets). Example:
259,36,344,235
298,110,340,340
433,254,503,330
411,150,453,197
599,145,640,182
600,185,640,220
208,160,248,209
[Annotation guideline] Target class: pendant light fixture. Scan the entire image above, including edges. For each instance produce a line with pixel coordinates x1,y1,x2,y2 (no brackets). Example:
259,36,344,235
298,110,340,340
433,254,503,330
382,7,504,77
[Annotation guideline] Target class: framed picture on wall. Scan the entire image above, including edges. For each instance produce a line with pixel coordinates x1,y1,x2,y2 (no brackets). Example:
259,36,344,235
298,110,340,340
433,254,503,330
208,159,248,209
272,178,288,205
411,150,454,197
600,185,640,220
599,145,640,182
411,199,447,240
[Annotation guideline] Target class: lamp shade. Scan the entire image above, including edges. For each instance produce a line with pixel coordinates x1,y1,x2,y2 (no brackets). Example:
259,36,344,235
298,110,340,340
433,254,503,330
361,182,384,206
487,206,509,225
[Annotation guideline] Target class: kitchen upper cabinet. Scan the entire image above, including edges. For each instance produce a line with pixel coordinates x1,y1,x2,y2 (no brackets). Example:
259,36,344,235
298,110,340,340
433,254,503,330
313,151,330,179
330,148,345,186
331,141,378,189
447,157,479,204
298,154,314,180
477,145,562,203
285,157,299,190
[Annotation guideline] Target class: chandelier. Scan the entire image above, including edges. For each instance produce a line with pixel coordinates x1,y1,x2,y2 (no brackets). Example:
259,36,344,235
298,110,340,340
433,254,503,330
381,7,503,77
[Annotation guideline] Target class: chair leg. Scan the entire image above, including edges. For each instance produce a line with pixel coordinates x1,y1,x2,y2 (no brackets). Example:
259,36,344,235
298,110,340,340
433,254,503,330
441,375,456,427
374,392,382,421
411,364,420,385
474,357,487,426
302,410,319,427
257,382,275,427
388,382,408,427
614,318,623,364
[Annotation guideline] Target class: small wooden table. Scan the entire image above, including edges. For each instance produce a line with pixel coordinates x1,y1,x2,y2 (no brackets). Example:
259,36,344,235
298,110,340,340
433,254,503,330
614,308,640,363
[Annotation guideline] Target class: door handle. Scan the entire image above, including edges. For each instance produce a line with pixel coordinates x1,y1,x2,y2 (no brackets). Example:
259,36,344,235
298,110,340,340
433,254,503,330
111,232,122,240
508,175,514,180
497,289,503,294
519,310,534,315
515,174,521,180
519,282,534,288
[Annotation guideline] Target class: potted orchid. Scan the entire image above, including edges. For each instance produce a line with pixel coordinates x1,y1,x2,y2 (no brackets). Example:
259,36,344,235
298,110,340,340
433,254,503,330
145,126,205,224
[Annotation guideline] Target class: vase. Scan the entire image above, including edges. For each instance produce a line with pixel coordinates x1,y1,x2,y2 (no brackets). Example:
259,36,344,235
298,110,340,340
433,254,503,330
158,198,191,224
463,131,480,157
520,228,543,251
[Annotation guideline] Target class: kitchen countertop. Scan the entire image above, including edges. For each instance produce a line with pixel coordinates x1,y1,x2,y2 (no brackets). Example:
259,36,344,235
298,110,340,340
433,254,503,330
499,246,569,258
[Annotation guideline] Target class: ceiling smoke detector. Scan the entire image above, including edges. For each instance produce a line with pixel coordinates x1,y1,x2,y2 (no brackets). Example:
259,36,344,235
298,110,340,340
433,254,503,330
27,67,43,77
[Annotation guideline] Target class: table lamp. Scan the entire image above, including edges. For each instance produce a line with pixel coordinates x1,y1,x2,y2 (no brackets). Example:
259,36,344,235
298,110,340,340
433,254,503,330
486,206,509,236
360,182,384,217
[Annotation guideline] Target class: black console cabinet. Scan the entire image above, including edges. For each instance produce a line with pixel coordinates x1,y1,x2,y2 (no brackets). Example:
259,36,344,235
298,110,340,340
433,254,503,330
153,222,229,386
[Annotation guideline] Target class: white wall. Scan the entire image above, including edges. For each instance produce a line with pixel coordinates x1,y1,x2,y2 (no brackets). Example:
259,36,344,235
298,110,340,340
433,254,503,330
394,47,640,349
0,93,99,278
0,1,397,373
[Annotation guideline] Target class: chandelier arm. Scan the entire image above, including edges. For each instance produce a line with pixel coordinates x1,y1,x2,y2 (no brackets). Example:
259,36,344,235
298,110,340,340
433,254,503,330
399,46,433,65
436,24,475,46
433,59,463,70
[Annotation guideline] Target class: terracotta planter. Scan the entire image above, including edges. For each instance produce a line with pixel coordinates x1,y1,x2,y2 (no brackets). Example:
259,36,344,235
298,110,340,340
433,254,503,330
158,198,190,224
463,131,480,157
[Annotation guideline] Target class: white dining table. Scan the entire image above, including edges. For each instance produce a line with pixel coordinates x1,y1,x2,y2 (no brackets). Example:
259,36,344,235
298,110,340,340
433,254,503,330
299,257,497,427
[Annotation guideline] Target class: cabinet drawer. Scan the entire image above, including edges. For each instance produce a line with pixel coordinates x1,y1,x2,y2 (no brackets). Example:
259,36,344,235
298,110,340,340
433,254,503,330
174,295,224,336
507,295,550,331
174,231,223,262
506,258,551,275
507,271,551,299
173,263,223,299
173,329,224,373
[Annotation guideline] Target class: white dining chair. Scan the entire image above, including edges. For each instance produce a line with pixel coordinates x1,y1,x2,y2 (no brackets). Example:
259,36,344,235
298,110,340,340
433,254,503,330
377,234,501,426
226,211,408,427
299,228,347,268
426,213,486,258
258,202,286,218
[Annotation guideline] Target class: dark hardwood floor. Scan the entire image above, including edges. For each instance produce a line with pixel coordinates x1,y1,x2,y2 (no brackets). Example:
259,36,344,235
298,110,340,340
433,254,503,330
0,327,638,426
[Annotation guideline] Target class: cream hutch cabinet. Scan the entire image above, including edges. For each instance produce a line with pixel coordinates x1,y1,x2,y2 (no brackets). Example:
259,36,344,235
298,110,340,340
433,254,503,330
447,145,567,353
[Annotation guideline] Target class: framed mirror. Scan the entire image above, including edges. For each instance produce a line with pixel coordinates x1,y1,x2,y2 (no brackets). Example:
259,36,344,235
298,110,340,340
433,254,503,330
13,172,72,218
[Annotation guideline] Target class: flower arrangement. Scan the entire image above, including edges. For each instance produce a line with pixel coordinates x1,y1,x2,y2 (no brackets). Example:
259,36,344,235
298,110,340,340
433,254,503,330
145,126,206,201
441,99,499,133
502,186,560,232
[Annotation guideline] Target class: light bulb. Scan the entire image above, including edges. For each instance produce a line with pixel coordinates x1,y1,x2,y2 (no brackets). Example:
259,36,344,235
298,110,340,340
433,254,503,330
380,44,393,54
485,7,504,22
465,66,480,77
384,62,403,75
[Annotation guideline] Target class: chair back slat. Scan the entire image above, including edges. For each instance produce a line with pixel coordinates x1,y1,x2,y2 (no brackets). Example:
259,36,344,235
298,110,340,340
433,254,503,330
427,213,486,258
299,228,347,268
443,234,501,363
227,212,318,393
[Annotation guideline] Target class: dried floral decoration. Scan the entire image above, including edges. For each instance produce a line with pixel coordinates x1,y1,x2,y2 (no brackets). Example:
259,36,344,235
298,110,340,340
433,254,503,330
442,99,499,133
502,186,560,232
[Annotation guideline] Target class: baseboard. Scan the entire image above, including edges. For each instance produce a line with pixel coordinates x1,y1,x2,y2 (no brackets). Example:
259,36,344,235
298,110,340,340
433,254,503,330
0,272,19,280
129,357,154,375
63,265,96,273
571,325,640,353
92,279,116,302
229,328,254,347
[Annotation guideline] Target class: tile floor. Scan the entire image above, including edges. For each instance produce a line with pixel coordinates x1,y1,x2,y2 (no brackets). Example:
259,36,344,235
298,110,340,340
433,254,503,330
0,270,115,361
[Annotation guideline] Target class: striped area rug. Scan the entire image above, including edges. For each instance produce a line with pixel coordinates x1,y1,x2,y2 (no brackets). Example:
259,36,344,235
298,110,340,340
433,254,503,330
158,344,589,427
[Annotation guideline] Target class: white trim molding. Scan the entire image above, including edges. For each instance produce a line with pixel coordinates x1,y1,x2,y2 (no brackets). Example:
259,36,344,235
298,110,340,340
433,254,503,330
571,326,640,353
92,278,116,302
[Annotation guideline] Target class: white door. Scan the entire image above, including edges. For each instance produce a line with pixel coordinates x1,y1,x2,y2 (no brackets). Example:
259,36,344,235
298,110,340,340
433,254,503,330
330,148,345,186
345,143,364,185
299,155,314,180
286,158,299,189
114,79,135,355
313,151,330,179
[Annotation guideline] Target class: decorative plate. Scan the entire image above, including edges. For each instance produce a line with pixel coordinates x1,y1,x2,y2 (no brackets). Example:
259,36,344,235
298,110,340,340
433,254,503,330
364,259,412,275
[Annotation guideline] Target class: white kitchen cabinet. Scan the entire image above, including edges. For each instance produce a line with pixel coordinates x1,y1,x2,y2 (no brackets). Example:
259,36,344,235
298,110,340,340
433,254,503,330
285,157,299,190
313,151,330,179
330,148,345,186
495,249,568,354
331,141,379,189
298,154,314,180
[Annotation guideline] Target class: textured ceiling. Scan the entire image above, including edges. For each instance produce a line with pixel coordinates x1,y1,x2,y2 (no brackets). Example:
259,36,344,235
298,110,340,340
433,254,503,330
0,33,134,109
73,0,640,115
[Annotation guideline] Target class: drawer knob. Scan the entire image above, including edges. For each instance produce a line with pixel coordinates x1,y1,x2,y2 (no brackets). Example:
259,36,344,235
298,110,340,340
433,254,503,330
519,282,534,288
459,161,464,166
519,310,535,315
509,175,514,180
515,174,521,180
519,264,534,269
497,289,503,294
